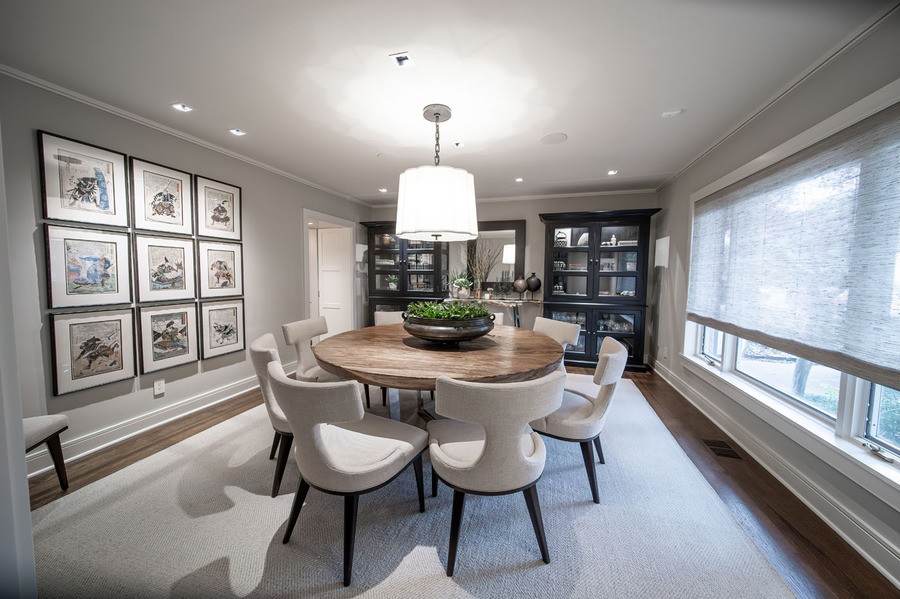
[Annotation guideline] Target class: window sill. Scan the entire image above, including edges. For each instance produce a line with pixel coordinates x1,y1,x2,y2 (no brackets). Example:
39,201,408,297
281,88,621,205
681,354,900,507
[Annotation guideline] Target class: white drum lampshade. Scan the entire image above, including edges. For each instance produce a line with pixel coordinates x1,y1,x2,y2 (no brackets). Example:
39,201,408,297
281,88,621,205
396,164,478,242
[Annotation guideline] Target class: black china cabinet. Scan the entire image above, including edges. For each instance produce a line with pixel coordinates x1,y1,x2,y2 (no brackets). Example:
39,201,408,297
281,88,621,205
540,209,660,370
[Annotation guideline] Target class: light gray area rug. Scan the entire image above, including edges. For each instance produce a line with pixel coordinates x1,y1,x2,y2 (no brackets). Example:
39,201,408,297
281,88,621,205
32,380,794,598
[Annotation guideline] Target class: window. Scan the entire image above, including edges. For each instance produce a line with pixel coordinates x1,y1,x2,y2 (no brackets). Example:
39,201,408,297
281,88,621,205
735,340,841,420
868,384,900,454
700,326,724,363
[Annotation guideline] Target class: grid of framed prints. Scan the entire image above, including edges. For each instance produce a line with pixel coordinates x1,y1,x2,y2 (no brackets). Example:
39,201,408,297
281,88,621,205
39,130,245,394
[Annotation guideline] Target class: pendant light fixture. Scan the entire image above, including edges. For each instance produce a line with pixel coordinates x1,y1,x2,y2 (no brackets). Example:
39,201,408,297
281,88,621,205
396,104,478,242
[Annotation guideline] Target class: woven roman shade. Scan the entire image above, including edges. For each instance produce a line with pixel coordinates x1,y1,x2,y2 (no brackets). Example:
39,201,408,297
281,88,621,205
687,101,900,389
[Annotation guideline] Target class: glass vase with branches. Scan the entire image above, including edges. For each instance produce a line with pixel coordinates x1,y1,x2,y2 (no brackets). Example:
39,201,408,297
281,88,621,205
467,238,503,296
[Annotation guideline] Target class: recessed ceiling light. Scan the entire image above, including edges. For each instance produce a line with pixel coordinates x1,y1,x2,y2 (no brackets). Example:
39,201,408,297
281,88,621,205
388,51,414,68
660,109,684,118
307,222,314,226
171,102,194,112
608,170,618,176
229,128,246,136
378,188,388,193
515,177,524,183
454,141,465,148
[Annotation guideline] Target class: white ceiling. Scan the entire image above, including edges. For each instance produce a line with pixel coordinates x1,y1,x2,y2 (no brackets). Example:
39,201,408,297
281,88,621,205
0,0,891,208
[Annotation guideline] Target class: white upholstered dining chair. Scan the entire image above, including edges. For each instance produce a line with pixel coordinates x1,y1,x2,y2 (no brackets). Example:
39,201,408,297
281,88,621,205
532,316,580,373
530,336,628,503
533,316,580,349
427,370,566,576
282,316,342,382
266,362,428,587
249,334,295,497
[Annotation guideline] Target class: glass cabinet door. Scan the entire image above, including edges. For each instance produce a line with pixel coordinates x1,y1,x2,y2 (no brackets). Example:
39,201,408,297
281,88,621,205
372,231,401,292
404,240,437,294
549,226,592,299
594,309,643,361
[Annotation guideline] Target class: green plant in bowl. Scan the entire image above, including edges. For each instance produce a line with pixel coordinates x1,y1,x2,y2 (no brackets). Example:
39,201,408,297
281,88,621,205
406,301,490,319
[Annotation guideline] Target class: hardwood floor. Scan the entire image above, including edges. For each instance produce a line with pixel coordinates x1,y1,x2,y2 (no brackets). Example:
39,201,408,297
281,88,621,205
27,372,898,598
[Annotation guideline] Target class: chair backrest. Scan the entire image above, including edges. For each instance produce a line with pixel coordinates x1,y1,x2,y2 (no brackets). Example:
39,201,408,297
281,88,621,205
249,333,290,432
374,311,404,325
266,361,365,488
588,337,629,421
282,316,328,374
533,316,580,349
434,370,566,492
492,312,505,326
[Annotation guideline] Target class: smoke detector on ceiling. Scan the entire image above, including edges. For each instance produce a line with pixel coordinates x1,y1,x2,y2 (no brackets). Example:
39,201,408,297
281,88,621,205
660,109,685,118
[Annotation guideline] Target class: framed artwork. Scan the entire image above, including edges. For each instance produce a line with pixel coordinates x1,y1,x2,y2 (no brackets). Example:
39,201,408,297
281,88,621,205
196,176,241,240
200,300,245,358
138,303,199,373
131,158,194,235
51,309,136,395
198,240,243,298
39,131,129,228
45,224,132,309
134,235,196,302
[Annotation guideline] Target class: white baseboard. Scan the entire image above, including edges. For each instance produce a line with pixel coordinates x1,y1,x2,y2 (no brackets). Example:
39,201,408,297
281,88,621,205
26,360,297,478
26,377,255,476
650,359,900,589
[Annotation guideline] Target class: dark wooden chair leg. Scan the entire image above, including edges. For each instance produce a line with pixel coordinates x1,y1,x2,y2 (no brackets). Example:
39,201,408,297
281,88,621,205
272,433,293,497
343,494,360,587
363,384,371,409
594,436,605,464
381,387,387,407
413,455,425,512
269,431,281,460
446,490,467,576
580,440,600,504
523,484,550,563
431,465,439,497
46,434,68,490
282,478,310,544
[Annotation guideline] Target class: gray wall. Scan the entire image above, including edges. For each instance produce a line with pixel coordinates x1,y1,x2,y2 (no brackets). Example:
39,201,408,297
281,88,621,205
651,11,900,583
0,74,369,473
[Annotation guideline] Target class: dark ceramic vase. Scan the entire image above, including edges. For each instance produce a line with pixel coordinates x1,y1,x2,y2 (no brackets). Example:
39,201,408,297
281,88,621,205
513,276,528,294
526,273,542,292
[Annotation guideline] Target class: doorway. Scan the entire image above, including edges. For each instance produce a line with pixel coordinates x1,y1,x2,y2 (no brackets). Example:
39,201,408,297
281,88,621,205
303,209,357,340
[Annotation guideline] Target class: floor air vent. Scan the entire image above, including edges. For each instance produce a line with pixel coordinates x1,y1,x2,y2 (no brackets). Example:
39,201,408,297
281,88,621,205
702,439,742,459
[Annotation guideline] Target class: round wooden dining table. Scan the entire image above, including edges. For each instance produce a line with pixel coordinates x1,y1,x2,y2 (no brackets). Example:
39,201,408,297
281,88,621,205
313,323,564,420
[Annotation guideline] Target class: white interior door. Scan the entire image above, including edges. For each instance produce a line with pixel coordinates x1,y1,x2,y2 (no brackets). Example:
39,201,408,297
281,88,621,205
317,227,353,339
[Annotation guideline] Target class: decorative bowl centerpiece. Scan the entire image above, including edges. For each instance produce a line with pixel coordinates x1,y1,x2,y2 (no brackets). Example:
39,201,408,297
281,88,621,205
403,301,494,344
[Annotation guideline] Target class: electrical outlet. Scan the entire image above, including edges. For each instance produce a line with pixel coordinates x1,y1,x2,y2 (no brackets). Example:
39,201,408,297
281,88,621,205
662,346,669,359
153,379,165,395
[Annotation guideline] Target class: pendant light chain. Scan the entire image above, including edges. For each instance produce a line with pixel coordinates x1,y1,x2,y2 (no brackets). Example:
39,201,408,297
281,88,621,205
433,114,441,166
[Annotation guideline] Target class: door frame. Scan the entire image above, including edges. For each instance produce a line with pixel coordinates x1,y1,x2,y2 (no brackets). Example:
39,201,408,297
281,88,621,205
301,208,358,330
